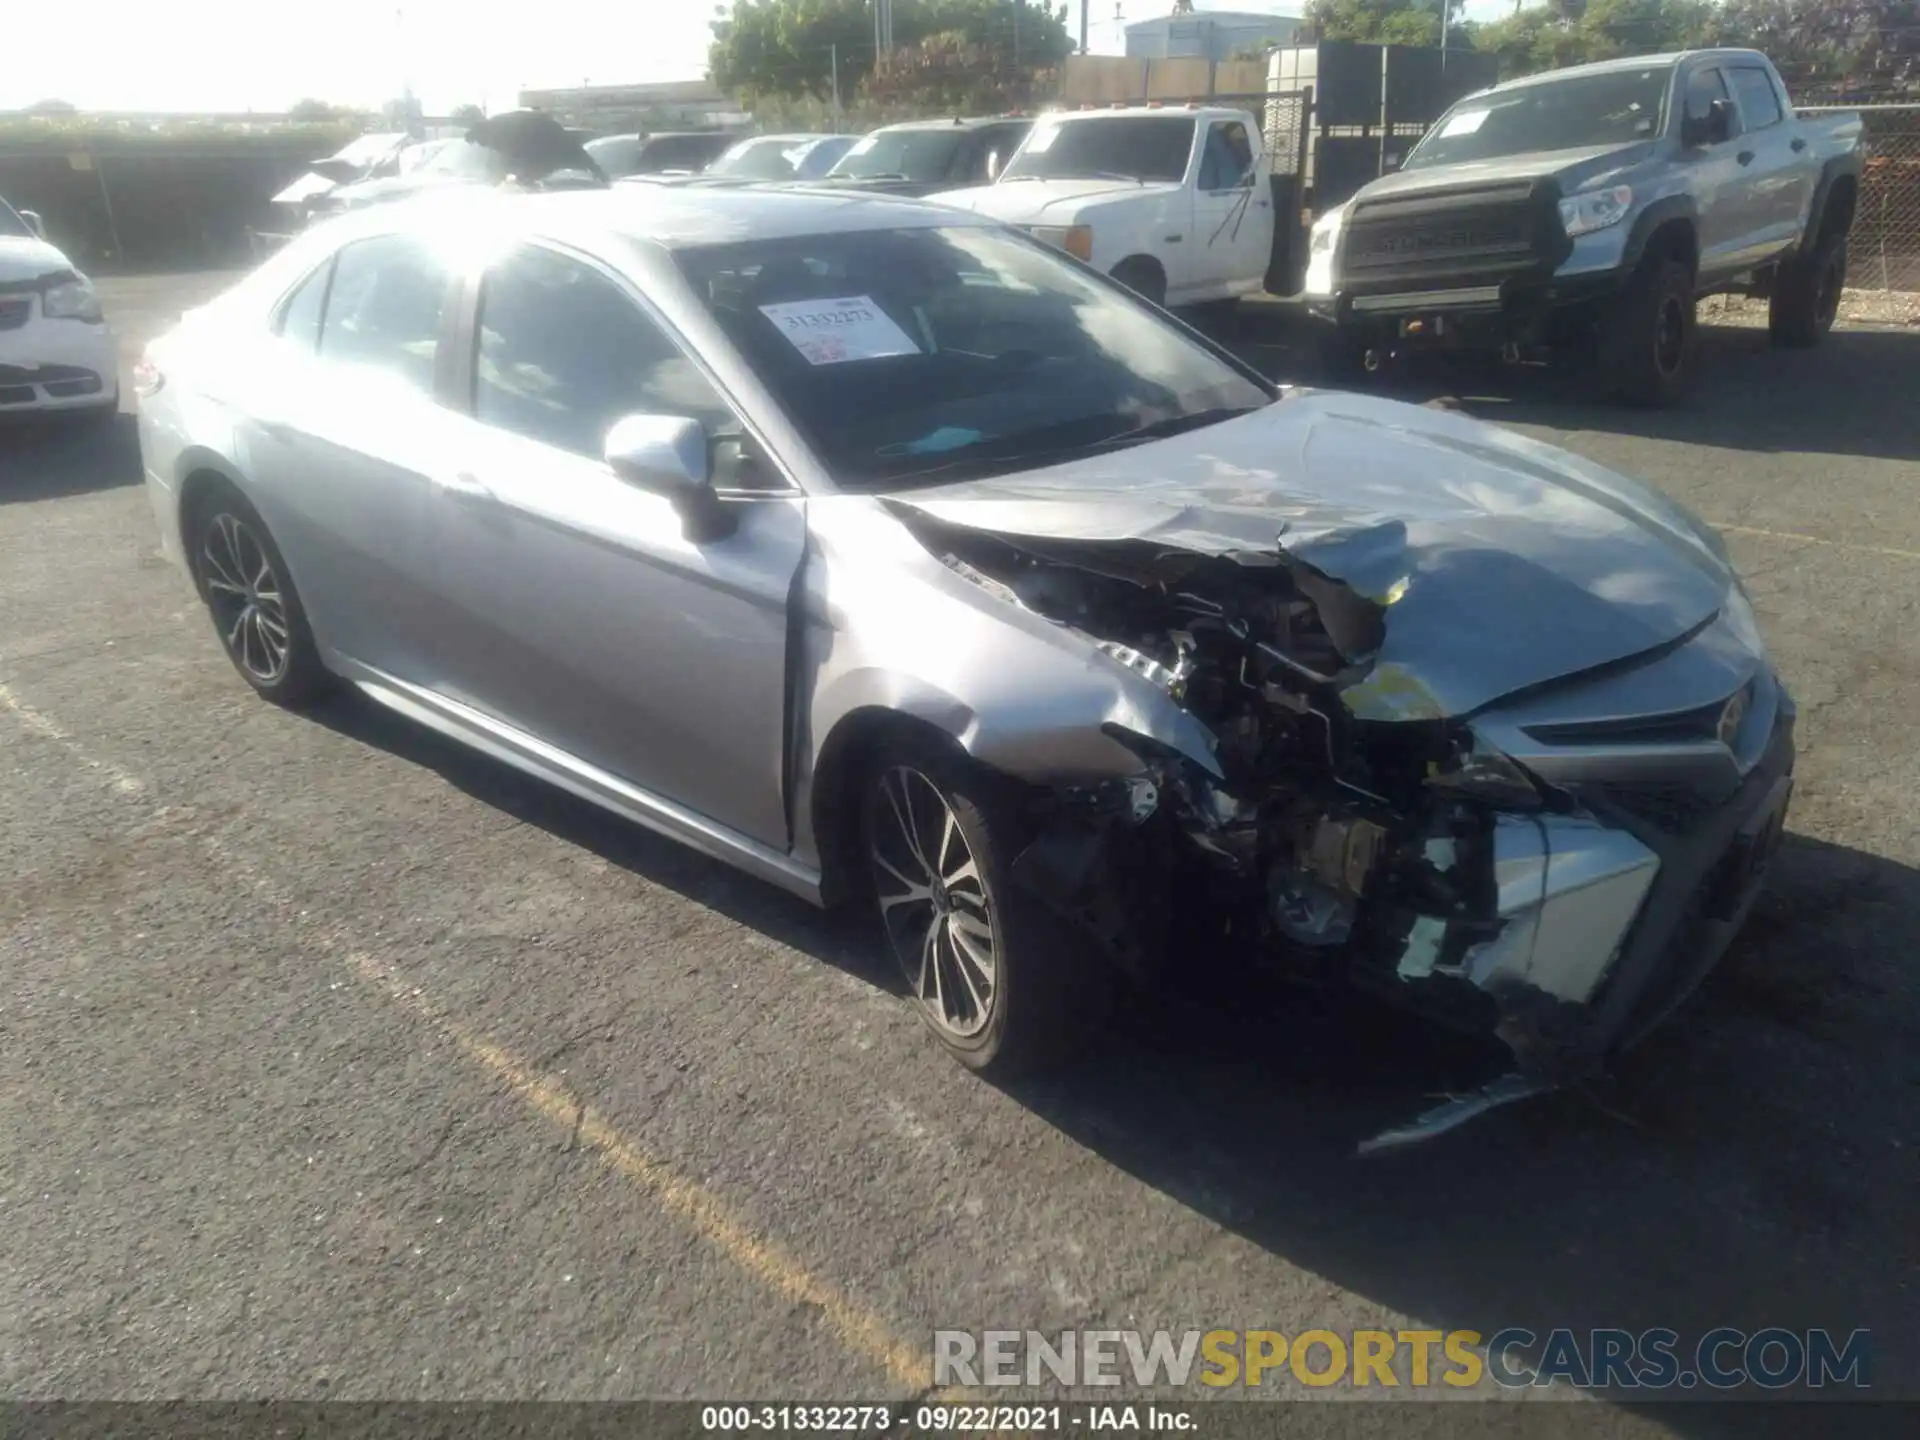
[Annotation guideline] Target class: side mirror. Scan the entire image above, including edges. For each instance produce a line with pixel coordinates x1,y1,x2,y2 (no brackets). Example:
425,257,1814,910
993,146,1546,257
604,414,734,541
984,149,1002,181
1382,153,1403,175
1686,98,1734,147
18,209,45,239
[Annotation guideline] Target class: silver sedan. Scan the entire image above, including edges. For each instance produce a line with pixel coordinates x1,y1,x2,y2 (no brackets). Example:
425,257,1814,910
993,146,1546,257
136,185,1794,1148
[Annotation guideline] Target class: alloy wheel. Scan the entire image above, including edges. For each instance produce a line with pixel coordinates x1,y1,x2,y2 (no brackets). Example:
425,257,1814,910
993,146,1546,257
201,512,291,684
868,765,998,1040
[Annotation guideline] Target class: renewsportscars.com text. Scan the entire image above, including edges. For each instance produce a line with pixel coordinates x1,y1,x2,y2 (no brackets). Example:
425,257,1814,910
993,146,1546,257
933,1327,1872,1391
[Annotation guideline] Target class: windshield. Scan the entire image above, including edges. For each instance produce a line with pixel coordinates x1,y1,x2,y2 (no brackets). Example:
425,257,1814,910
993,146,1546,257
331,133,406,171
415,140,509,182
586,135,645,177
0,198,30,238
674,225,1271,490
710,136,819,179
826,129,966,183
638,134,732,172
1001,116,1196,184
1405,66,1674,170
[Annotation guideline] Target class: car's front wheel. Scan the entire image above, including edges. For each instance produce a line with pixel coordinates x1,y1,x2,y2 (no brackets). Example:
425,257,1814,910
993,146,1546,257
187,487,330,708
862,737,1101,1076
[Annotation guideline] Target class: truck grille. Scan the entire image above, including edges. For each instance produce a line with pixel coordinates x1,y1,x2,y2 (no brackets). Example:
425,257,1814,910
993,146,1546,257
0,297,30,331
1341,180,1566,293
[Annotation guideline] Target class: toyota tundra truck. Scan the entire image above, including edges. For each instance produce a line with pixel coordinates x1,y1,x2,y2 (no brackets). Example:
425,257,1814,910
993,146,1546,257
1304,49,1863,405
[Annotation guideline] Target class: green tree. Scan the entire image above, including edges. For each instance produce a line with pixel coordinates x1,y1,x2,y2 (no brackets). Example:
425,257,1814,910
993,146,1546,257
25,98,78,115
1471,0,1718,79
449,103,487,125
1308,0,1473,48
711,0,1071,104
288,98,337,122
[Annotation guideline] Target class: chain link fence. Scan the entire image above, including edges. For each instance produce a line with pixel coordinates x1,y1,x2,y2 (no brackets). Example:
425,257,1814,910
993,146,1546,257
1805,104,1920,294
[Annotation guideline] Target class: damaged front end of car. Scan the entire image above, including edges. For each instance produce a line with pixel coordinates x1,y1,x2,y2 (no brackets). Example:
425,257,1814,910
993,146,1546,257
889,505,1794,1153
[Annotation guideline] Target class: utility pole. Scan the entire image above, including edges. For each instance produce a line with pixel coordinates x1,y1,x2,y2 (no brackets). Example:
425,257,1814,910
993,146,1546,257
1080,0,1089,55
830,43,841,126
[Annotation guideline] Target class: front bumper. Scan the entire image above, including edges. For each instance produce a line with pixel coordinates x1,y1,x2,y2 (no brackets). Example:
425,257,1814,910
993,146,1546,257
1307,269,1625,354
1471,686,1797,1073
0,307,119,415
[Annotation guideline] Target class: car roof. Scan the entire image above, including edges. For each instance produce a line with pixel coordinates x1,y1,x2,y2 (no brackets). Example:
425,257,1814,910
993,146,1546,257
1478,48,1770,96
871,116,1027,133
324,181,989,250
1040,105,1237,121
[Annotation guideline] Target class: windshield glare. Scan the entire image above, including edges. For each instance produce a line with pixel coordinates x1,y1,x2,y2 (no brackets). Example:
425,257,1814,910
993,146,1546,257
417,140,508,181
826,129,965,182
712,137,815,179
1002,116,1196,184
1405,66,1673,169
674,225,1270,489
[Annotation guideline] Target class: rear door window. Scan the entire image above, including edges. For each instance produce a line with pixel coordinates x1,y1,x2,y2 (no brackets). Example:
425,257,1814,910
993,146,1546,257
316,234,453,393
1727,67,1784,130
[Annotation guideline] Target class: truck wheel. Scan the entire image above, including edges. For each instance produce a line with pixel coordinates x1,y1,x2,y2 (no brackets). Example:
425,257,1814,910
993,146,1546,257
1606,257,1697,408
1110,258,1167,309
1769,232,1846,349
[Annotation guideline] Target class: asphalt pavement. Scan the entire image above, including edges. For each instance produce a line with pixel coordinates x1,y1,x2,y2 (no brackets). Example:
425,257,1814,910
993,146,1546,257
1,275,1915,1427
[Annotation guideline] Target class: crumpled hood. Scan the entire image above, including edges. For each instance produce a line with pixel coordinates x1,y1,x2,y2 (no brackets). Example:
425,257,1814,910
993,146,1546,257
0,234,77,285
941,177,1183,222
885,390,1737,720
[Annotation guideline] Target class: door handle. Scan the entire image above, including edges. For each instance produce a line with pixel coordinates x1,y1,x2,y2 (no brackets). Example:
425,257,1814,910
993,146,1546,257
1164,234,1184,243
432,471,494,504
1738,150,1755,165
257,419,295,441
1791,137,1807,152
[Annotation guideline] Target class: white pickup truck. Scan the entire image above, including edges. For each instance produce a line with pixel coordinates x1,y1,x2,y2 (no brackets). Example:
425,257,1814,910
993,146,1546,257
938,105,1276,307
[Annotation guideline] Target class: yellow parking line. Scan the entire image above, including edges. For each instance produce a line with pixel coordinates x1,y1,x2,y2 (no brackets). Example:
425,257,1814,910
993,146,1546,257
341,949,931,1393
2,689,931,1396
1716,523,1920,563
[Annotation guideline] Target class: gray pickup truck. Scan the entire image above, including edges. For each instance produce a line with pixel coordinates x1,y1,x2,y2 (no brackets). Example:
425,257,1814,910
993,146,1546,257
1303,49,1863,404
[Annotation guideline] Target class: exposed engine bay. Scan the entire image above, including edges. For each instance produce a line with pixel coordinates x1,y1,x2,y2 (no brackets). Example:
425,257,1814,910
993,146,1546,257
917,518,1602,1146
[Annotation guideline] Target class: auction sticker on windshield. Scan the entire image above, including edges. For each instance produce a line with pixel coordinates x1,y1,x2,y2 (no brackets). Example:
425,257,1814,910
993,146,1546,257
1439,108,1490,136
759,296,920,365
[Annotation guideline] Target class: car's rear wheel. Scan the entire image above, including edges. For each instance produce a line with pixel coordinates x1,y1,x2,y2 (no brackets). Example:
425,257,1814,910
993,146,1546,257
1769,231,1846,348
862,737,1101,1076
1605,257,1697,407
187,487,330,708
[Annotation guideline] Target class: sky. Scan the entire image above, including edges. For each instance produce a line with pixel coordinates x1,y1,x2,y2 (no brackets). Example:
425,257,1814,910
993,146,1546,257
1,0,1516,115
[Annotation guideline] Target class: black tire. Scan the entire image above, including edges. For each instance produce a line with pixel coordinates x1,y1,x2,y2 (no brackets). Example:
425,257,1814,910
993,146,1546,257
185,485,331,709
861,734,1104,1077
1605,257,1697,407
1769,231,1846,349
1110,257,1167,309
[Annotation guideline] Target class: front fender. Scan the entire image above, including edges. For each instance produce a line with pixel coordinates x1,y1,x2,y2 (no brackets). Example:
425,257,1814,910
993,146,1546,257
1620,193,1699,273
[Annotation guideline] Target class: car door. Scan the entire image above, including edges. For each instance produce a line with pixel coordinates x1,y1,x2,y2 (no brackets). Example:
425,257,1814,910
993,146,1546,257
1675,65,1752,280
428,241,806,850
1723,64,1811,260
1191,118,1268,296
237,232,463,681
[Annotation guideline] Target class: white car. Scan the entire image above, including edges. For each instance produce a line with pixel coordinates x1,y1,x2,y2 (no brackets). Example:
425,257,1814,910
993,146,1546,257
0,196,118,420
939,106,1276,309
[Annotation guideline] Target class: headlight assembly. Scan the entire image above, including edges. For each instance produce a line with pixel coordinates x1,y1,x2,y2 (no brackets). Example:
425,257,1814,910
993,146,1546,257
1029,224,1094,262
1558,185,1633,239
1303,206,1344,297
42,277,104,323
